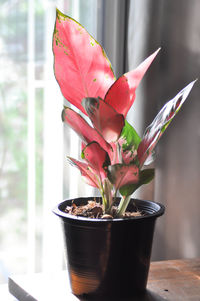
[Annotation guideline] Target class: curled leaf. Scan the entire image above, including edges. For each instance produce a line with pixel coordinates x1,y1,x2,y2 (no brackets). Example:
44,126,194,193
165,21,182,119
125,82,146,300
82,97,125,143
137,80,197,166
82,142,111,182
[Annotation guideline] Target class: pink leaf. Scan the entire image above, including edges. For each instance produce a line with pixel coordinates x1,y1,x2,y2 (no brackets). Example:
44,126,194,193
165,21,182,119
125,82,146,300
120,147,137,165
62,107,112,154
109,142,121,164
137,80,196,166
82,97,125,142
104,48,160,117
81,141,86,151
82,142,110,182
68,157,99,188
107,164,139,190
53,9,115,114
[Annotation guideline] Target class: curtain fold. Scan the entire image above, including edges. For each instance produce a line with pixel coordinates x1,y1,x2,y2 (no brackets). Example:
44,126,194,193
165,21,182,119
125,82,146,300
128,0,200,260
97,0,130,78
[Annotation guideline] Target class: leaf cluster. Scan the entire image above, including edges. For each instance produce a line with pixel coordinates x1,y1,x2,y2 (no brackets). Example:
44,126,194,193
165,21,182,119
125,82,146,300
53,9,196,217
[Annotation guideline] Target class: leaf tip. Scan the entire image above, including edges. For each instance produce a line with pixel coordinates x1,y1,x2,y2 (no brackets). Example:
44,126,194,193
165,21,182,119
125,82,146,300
183,79,197,96
155,47,161,54
56,8,69,21
192,78,198,85
56,8,63,18
152,47,161,59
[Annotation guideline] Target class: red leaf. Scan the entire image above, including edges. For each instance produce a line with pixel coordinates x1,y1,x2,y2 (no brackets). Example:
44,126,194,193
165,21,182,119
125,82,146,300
82,97,125,142
107,164,139,190
62,107,112,154
53,10,115,114
68,157,99,188
104,48,160,117
137,80,196,166
82,142,110,181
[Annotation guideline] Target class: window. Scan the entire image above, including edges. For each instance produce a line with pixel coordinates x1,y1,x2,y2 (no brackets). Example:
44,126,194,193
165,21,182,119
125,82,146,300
0,0,98,283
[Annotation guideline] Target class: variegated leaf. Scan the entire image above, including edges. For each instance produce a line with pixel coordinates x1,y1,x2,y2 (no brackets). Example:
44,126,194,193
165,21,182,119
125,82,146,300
53,9,115,115
107,163,139,190
119,168,155,196
62,107,112,154
82,97,125,142
82,142,110,182
137,80,196,166
68,157,99,188
118,120,141,164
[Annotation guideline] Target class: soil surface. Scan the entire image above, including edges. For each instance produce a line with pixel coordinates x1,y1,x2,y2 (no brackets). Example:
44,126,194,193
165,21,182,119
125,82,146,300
64,199,142,219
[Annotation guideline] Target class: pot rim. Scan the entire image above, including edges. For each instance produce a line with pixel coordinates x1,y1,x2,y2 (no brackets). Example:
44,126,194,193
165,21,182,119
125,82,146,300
53,197,165,223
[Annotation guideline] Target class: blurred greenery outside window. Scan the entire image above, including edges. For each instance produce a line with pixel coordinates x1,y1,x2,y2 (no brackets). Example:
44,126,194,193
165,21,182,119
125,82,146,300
0,0,98,284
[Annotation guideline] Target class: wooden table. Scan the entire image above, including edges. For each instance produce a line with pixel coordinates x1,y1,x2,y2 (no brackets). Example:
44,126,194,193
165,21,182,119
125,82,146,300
147,258,200,300
8,258,200,300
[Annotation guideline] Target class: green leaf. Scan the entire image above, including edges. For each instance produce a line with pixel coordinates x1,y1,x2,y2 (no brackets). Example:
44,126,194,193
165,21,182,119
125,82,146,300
118,120,141,164
119,168,155,196
119,120,141,151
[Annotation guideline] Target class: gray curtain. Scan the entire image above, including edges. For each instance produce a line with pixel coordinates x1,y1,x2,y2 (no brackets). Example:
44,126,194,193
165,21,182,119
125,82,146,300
97,0,129,77
128,0,200,260
98,0,200,260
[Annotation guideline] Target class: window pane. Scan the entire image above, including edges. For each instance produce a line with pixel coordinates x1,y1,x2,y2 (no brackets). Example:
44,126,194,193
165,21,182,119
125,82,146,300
0,0,98,284
0,0,28,283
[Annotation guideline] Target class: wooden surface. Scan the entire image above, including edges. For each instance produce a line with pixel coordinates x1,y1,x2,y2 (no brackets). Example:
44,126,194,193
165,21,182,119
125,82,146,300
8,258,200,301
147,258,200,300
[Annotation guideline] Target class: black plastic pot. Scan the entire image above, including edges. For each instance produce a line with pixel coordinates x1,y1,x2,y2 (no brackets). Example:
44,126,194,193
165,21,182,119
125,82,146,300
53,197,165,300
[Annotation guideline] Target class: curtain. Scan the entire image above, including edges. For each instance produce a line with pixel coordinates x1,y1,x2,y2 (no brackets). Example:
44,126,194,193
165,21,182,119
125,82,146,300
128,0,200,260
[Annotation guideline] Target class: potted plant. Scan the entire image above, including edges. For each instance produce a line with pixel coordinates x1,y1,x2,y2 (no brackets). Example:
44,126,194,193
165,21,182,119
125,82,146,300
52,9,196,300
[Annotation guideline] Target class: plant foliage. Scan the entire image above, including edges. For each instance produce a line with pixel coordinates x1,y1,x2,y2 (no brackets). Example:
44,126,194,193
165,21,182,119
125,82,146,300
53,9,196,217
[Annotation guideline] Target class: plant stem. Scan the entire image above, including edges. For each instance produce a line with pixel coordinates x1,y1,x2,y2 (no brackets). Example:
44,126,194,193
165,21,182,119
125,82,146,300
116,195,131,217
100,183,110,213
101,190,107,211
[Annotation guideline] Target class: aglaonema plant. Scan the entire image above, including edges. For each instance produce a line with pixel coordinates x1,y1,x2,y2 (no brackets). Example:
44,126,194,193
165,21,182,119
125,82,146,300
53,9,196,218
